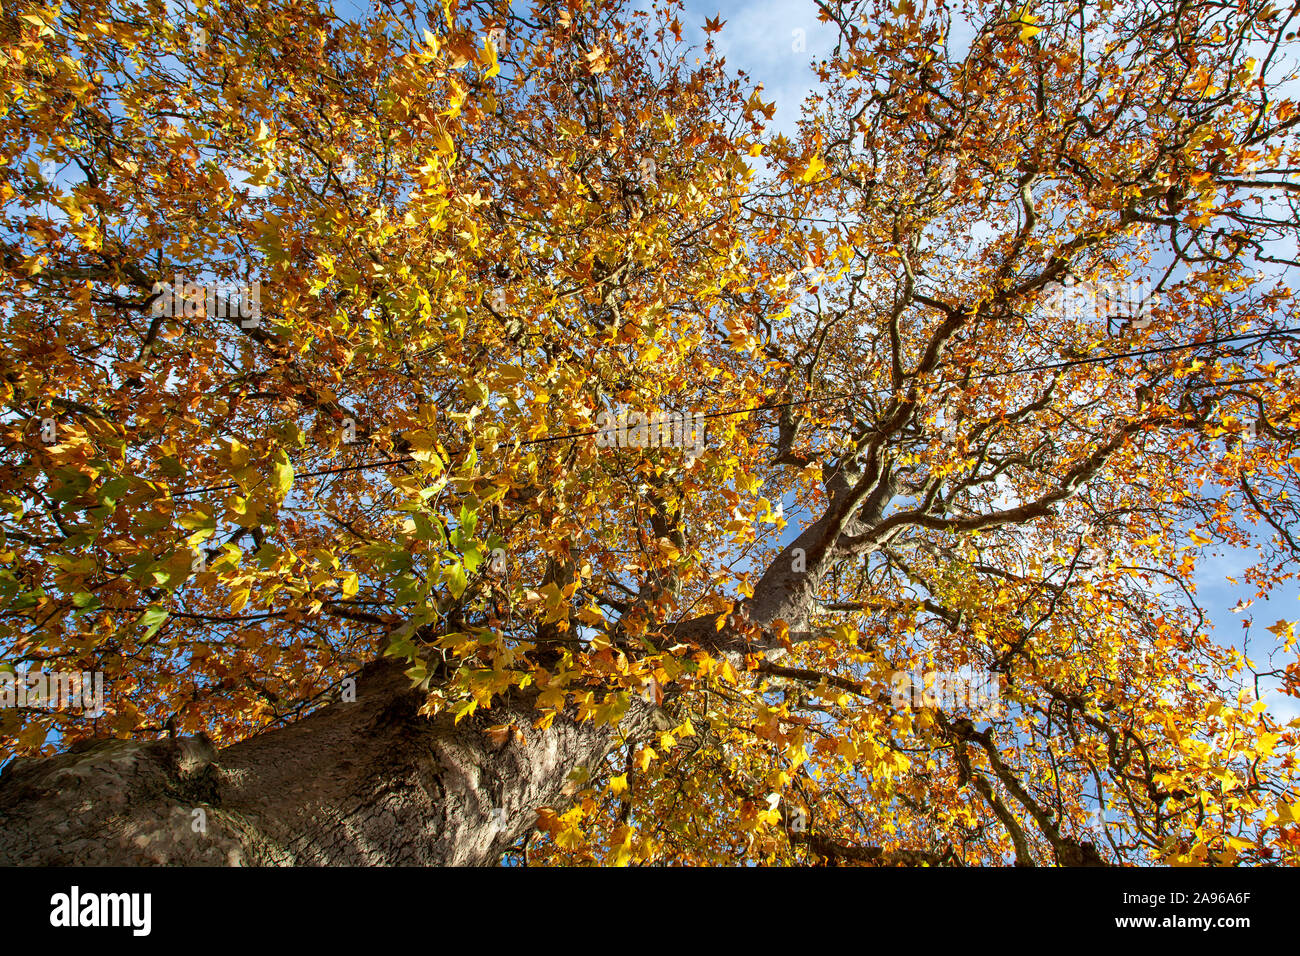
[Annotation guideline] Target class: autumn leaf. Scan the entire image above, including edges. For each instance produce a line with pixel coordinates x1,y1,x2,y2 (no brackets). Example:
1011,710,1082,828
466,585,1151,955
3,0,1299,874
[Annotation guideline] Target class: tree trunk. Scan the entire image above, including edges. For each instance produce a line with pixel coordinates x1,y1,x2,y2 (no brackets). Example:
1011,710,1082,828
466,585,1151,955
0,660,667,866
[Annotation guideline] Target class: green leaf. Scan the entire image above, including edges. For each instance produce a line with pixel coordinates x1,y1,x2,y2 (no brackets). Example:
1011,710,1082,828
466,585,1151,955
445,561,468,599
463,541,484,574
412,512,442,542
12,587,46,610
72,591,101,610
157,455,186,478
97,476,131,505
178,506,216,532
137,604,169,639
459,497,479,536
393,572,423,603
48,471,91,502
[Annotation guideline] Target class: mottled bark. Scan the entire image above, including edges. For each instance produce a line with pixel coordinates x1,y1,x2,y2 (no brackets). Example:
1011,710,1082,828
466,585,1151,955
0,660,667,866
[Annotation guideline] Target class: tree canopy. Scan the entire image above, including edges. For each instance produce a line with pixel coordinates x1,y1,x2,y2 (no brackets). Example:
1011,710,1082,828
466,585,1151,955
2,0,1300,866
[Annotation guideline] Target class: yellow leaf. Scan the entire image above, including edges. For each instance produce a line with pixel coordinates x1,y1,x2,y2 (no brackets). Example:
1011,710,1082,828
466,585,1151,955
634,747,656,772
1017,10,1042,41
556,825,584,850
453,698,477,724
538,686,567,710
800,154,825,183
481,37,500,78
608,841,633,867
1276,798,1298,825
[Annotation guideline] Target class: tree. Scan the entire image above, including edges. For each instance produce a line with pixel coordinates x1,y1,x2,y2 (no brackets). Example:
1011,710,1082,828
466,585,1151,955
0,0,1298,866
